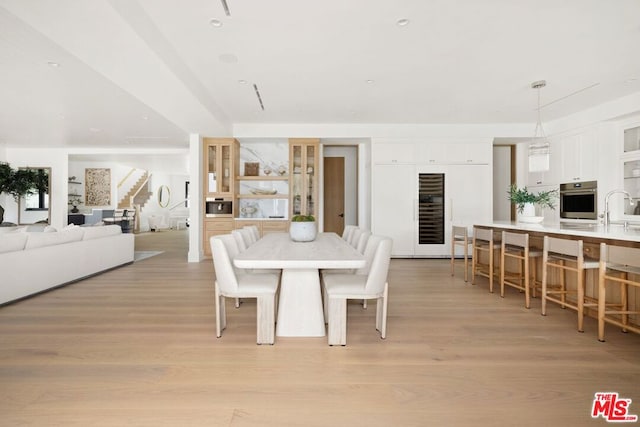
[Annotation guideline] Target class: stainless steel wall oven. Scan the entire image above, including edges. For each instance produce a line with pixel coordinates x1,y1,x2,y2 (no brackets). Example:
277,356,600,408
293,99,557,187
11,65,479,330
559,181,597,220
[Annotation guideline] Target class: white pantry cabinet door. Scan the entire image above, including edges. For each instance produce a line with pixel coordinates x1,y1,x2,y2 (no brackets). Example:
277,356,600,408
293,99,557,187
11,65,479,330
372,164,416,256
448,164,492,227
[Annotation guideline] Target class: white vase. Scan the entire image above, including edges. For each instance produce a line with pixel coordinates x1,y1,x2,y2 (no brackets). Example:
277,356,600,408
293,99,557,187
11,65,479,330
518,203,544,223
289,221,317,242
521,203,536,217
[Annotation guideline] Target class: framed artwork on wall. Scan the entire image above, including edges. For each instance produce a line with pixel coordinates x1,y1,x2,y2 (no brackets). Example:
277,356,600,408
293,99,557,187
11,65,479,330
85,168,111,206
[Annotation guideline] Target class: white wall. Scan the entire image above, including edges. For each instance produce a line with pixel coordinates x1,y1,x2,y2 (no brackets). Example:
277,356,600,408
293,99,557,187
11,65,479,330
188,133,203,263
493,146,512,221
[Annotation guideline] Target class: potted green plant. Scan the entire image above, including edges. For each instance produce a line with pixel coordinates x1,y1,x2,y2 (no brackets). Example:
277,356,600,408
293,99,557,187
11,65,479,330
507,184,558,220
289,214,317,242
0,162,44,225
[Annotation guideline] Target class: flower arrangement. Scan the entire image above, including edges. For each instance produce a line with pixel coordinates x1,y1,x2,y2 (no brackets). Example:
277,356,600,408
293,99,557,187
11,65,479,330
507,185,558,214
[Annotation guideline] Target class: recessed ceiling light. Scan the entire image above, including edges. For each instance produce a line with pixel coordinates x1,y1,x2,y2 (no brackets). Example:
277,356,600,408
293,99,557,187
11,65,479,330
89,127,101,133
366,79,375,84
626,78,638,83
209,19,222,27
238,79,247,84
47,61,60,67
396,18,410,27
142,115,149,120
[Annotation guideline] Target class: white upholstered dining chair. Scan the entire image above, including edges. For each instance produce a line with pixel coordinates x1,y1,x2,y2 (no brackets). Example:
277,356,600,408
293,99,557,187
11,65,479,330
210,234,280,345
355,230,372,254
244,225,260,243
322,236,393,346
321,232,382,301
342,225,358,242
232,228,255,251
348,228,364,248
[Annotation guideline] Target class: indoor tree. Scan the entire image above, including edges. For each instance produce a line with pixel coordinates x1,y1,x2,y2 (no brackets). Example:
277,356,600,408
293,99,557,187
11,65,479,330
0,162,47,224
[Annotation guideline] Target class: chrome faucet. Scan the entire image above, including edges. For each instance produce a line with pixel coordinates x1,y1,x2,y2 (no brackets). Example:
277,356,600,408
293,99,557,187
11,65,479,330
603,189,635,226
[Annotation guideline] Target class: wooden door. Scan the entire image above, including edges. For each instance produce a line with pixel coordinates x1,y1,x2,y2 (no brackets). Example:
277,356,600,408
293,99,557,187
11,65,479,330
323,157,345,234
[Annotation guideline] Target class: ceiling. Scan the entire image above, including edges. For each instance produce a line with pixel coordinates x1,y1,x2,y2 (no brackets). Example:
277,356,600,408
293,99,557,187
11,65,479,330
1,0,640,149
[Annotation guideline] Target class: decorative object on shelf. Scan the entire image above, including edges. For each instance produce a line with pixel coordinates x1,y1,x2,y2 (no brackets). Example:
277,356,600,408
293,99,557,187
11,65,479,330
244,162,259,176
264,166,272,176
85,168,111,206
240,203,258,217
68,195,82,213
508,184,558,223
249,188,277,195
289,214,317,242
278,165,287,176
528,80,551,173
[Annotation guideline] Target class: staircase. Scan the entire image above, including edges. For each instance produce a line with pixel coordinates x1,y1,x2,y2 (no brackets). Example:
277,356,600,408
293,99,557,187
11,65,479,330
118,170,152,210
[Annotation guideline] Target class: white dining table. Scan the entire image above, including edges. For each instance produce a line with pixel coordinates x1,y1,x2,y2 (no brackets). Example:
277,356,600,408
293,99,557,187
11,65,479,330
234,232,365,337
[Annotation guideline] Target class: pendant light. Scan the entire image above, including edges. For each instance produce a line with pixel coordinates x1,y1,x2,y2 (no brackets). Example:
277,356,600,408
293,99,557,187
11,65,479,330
528,80,550,172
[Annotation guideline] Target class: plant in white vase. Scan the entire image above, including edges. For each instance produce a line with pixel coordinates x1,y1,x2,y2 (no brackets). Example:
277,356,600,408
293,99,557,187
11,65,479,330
289,214,317,242
507,185,558,222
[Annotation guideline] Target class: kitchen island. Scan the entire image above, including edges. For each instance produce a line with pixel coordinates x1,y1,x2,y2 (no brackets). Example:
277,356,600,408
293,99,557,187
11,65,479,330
473,220,640,247
472,220,640,329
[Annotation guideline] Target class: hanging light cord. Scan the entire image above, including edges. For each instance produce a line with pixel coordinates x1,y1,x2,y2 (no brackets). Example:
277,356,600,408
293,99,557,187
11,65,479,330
530,81,548,150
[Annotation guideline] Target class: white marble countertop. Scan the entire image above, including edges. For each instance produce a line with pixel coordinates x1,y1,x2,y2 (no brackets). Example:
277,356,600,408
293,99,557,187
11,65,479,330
474,221,640,243
234,232,365,269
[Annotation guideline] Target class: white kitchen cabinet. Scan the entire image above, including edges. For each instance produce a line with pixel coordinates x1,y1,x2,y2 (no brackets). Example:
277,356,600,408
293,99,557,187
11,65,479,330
526,129,598,187
559,132,598,183
445,141,491,164
372,143,415,164
415,143,447,164
622,124,640,216
372,163,492,257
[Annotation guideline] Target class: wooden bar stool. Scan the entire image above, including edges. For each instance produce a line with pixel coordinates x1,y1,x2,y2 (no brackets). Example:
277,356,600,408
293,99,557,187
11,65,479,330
472,227,501,293
499,231,542,309
451,225,471,282
597,243,640,342
541,236,599,332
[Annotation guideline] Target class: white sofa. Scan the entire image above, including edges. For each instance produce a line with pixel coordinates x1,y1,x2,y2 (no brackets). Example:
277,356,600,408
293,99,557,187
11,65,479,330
0,225,134,305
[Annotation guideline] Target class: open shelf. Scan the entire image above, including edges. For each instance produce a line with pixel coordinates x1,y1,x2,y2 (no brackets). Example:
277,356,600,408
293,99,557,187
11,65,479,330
237,194,289,199
237,175,289,181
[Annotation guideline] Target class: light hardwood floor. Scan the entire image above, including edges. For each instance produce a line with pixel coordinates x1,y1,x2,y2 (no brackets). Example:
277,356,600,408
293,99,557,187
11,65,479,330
1,230,639,426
